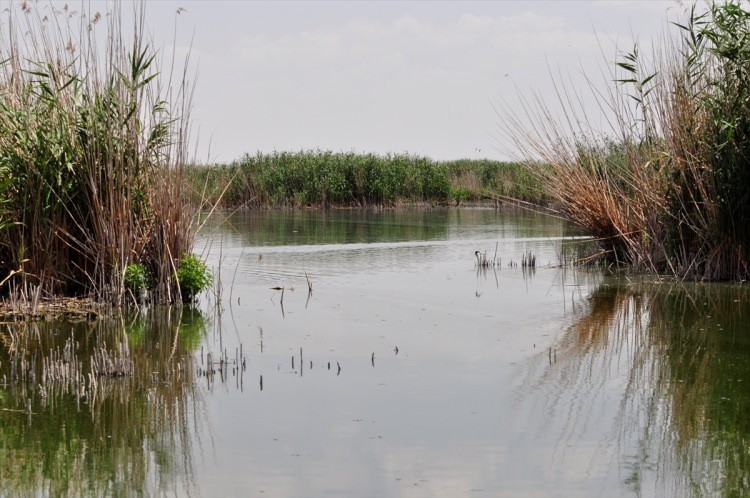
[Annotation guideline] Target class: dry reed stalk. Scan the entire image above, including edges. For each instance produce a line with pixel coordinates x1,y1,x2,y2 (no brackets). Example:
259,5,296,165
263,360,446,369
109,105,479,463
499,4,750,281
0,1,198,303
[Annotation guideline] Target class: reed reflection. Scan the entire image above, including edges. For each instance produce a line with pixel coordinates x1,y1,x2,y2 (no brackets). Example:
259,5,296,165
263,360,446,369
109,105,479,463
0,306,208,497
522,280,750,497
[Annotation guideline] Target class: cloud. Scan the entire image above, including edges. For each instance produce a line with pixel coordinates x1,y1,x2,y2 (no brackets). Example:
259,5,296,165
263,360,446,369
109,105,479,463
186,3,665,162
233,10,610,76
593,0,679,14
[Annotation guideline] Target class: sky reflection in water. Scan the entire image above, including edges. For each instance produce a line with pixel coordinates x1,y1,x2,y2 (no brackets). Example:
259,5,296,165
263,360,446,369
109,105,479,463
1,208,749,497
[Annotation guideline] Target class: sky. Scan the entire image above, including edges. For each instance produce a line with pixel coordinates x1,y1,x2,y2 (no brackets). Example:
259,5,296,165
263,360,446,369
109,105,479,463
38,1,687,163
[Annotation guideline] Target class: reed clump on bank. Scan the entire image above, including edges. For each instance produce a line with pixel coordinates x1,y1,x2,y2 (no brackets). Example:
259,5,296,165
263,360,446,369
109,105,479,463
0,2,198,304
185,151,546,208
188,150,451,207
504,1,750,281
442,159,548,205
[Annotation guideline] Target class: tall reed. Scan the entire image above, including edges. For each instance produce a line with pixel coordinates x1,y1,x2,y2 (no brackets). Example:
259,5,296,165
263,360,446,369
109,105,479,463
502,1,750,281
0,1,195,302
184,152,545,208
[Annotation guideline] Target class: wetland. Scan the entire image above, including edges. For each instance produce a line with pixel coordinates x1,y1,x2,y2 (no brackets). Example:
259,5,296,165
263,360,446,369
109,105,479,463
1,208,749,497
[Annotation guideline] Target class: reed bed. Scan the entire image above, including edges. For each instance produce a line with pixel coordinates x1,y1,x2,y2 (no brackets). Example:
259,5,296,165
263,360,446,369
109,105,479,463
0,1,197,304
501,1,750,281
188,150,450,207
185,151,546,208
442,159,548,205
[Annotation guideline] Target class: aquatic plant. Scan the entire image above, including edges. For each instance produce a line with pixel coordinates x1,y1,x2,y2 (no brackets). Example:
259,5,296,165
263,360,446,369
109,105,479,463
176,253,212,303
0,1,195,303
124,263,152,294
502,1,750,281
442,159,548,204
185,152,546,208
185,152,545,208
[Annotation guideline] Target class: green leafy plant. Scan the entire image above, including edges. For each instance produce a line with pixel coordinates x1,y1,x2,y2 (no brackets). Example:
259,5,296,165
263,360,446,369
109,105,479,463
124,263,152,293
176,253,212,303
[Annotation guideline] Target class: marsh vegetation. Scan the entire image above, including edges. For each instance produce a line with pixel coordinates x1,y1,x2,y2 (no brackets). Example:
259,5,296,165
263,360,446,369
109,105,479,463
503,1,750,281
185,151,546,208
0,1,202,305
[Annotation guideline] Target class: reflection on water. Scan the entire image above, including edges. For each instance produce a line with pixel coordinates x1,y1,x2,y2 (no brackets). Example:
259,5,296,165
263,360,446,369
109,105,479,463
201,208,576,284
2,208,750,496
520,280,750,497
0,307,208,497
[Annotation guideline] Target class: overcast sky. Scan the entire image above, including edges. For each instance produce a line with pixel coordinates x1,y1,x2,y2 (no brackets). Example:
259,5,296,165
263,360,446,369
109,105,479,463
139,1,681,163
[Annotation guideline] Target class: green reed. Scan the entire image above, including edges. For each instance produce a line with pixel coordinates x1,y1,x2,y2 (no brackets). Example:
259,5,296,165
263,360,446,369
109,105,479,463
185,151,545,208
0,2,196,303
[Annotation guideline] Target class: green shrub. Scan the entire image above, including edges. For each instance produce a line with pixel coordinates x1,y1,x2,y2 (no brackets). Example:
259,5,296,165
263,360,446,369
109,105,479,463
176,253,212,303
124,263,152,293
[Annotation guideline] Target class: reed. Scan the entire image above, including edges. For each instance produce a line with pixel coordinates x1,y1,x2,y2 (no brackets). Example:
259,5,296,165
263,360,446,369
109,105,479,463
0,1,197,303
501,1,750,281
186,150,452,207
442,159,548,205
184,152,547,208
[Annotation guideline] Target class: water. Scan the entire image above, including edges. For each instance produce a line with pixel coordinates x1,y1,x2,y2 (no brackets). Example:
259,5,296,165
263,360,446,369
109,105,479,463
1,208,750,497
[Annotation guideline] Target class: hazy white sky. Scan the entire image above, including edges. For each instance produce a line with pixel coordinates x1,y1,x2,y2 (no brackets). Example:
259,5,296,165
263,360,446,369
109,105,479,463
141,1,680,163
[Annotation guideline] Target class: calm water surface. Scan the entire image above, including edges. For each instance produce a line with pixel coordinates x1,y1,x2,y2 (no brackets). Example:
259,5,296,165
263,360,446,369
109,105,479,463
1,208,749,497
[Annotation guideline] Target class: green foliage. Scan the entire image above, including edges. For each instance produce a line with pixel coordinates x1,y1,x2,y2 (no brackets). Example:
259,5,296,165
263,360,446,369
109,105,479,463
185,153,545,207
450,187,473,205
667,0,750,275
176,254,212,302
693,1,750,249
442,159,547,202
0,2,194,303
124,263,152,292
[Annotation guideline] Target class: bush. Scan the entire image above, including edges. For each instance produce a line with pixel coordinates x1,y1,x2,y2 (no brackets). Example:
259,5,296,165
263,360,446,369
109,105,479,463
124,264,152,293
176,254,212,303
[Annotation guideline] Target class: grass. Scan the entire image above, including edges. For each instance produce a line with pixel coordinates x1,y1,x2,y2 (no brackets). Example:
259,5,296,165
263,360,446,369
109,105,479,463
442,158,548,205
185,151,547,208
0,1,202,304
501,1,750,281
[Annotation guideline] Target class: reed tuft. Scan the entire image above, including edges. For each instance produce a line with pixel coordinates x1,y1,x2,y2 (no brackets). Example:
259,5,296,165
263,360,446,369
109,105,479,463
0,1,198,303
502,1,750,281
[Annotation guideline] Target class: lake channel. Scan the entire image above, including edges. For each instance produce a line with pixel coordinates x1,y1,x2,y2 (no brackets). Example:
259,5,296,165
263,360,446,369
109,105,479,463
1,208,749,497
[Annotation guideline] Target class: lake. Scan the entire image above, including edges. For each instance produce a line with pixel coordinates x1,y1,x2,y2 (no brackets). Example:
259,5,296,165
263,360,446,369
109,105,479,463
1,208,749,497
